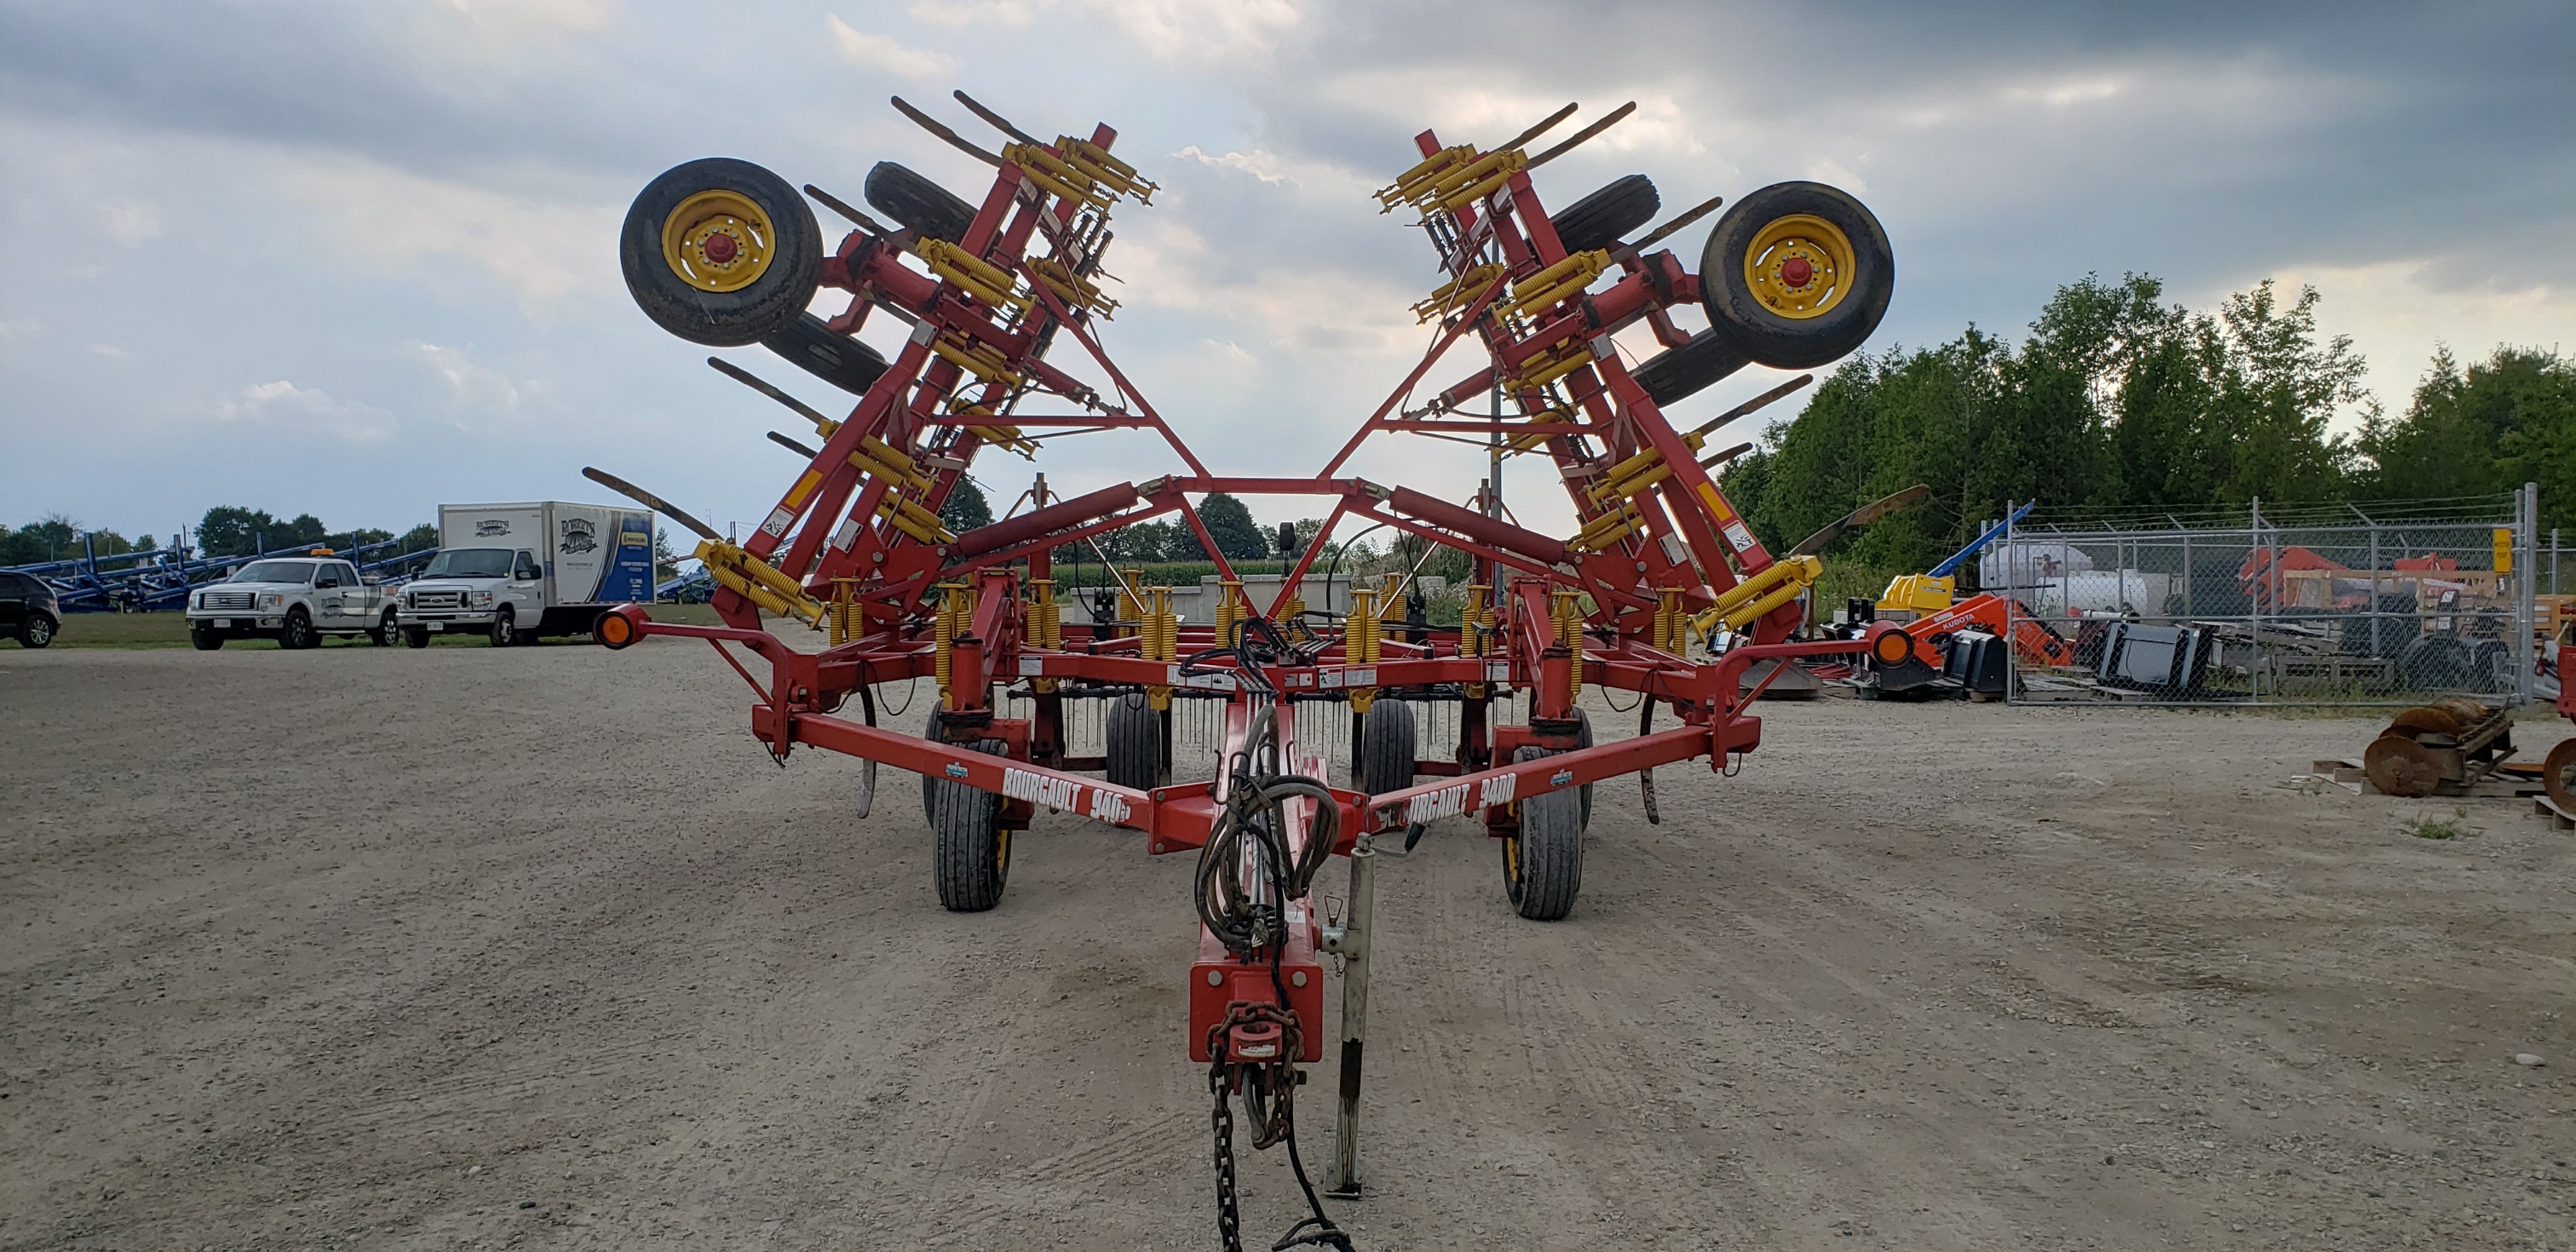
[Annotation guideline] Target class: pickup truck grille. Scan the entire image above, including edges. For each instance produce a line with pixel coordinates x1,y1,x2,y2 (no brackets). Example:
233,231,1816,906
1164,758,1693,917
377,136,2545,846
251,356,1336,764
411,591,462,609
203,592,255,612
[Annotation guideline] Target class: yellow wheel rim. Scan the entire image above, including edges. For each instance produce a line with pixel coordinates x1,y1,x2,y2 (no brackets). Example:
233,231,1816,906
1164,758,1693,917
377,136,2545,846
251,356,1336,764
995,827,1009,867
1742,213,1854,320
1503,830,1520,882
659,189,776,293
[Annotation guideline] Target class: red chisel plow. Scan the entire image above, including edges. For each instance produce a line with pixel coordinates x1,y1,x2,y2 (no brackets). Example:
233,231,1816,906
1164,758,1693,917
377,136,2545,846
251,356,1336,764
597,91,1900,1248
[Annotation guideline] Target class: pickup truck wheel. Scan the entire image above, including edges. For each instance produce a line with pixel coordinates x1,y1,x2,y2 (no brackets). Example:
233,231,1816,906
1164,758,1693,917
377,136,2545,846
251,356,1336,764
932,738,1010,911
191,623,224,651
490,607,515,646
279,608,318,650
403,626,430,649
20,612,55,648
371,609,397,646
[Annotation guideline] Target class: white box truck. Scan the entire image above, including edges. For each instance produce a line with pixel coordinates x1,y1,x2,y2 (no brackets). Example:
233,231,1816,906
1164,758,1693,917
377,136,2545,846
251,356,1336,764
396,502,655,647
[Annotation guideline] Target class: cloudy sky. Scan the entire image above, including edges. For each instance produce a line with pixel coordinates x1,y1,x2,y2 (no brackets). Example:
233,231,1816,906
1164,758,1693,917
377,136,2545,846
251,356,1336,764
2,0,2567,547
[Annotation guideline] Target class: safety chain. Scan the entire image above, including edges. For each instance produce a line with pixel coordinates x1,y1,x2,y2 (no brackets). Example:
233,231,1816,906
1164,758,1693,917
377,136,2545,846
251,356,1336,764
1205,1007,1353,1252
1210,1055,1245,1252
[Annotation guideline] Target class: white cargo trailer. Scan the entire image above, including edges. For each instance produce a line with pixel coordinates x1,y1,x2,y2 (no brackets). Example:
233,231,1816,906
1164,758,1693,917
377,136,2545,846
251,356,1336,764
395,502,655,646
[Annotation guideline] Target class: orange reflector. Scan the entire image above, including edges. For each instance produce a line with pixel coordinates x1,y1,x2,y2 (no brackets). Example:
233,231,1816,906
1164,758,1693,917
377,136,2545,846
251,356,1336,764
1872,629,1912,665
597,612,635,649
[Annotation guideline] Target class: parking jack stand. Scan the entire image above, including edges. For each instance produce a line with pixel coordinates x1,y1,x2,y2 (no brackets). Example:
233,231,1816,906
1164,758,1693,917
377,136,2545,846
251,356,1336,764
1326,831,1377,1197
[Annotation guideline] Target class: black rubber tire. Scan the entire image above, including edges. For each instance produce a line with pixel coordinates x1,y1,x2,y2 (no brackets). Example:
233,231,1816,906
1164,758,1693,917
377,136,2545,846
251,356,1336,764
1358,699,1417,795
489,606,515,647
1571,708,1594,832
762,312,890,397
1550,174,1659,254
932,738,1010,911
1504,745,1584,921
190,623,222,651
20,612,55,648
1631,328,1752,408
918,708,952,823
371,609,397,646
1106,692,1164,790
1699,181,1895,370
620,157,825,347
403,627,430,649
280,609,317,651
865,162,976,244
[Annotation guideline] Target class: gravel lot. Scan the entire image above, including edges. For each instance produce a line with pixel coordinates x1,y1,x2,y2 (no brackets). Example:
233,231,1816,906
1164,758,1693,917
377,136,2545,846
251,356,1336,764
3,635,2571,1249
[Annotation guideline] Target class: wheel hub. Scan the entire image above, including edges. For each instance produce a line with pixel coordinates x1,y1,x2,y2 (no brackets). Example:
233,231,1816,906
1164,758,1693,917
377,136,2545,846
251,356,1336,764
659,189,776,293
1742,213,1854,320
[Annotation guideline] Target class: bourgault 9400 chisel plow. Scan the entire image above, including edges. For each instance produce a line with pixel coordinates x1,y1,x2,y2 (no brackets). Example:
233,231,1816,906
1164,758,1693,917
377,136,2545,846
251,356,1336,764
595,91,1900,1250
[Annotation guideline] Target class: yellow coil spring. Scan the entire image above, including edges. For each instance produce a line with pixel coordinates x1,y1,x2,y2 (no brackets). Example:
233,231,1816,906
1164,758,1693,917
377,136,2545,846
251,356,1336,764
830,577,860,646
934,582,972,708
1026,579,1060,649
1117,570,1144,636
1348,587,1377,665
1146,586,1176,710
1552,588,1584,705
1214,580,1245,647
1145,587,1176,662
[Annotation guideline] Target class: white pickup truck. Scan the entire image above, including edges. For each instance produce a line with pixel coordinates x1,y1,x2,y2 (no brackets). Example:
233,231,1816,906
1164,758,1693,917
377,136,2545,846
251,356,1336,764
186,554,397,650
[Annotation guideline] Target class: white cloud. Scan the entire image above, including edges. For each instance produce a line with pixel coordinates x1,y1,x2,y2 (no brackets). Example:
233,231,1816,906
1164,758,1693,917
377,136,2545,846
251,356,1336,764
417,345,522,411
275,156,613,309
86,342,127,357
0,319,40,341
1087,0,1301,63
908,0,1044,27
826,14,961,80
1177,146,1291,185
216,379,396,442
99,199,162,246
2217,258,2572,426
438,0,618,44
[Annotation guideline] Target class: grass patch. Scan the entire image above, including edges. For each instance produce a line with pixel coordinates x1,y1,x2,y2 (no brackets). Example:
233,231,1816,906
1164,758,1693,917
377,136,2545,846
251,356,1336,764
2402,809,2469,840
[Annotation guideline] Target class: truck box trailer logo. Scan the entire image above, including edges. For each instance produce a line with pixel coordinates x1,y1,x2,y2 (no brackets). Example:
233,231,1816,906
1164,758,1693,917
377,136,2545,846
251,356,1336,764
558,517,599,554
475,520,512,537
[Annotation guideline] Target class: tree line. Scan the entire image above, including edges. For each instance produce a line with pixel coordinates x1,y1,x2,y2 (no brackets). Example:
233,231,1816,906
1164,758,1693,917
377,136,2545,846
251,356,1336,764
1718,273,2576,573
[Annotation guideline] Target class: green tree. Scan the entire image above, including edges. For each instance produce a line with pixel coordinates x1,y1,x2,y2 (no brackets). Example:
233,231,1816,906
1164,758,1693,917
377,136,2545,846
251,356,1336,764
939,480,993,532
653,526,681,580
280,513,329,548
1722,273,2372,566
198,506,280,557
1172,492,1268,560
2361,346,2576,525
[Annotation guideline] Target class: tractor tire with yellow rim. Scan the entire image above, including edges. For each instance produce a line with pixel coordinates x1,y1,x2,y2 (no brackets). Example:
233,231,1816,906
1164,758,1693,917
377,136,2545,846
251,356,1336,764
933,738,1012,911
864,161,977,244
621,158,823,347
1699,181,1894,370
1502,745,1583,921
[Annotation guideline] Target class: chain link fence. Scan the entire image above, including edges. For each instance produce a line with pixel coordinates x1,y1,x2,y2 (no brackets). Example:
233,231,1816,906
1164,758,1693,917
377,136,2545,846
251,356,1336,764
1988,488,2541,706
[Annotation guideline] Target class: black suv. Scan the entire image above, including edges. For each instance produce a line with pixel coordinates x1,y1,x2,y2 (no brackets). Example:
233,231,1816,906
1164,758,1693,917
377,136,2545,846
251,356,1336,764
1,571,60,647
